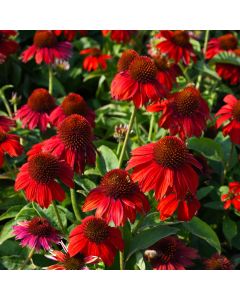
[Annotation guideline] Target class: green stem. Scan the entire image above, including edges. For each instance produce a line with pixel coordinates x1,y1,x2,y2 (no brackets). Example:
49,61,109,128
223,142,234,180
52,201,65,233
70,188,82,222
48,65,53,94
118,106,137,168
0,92,12,117
178,62,191,83
119,250,124,270
116,141,123,156
148,113,155,141
20,248,34,270
196,30,210,89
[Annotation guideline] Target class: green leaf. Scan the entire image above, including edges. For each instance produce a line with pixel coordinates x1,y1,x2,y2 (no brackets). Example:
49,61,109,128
210,51,240,66
183,217,221,253
125,225,179,261
0,205,23,221
188,137,223,161
0,219,16,245
96,145,119,174
197,186,214,200
223,217,237,246
32,254,52,268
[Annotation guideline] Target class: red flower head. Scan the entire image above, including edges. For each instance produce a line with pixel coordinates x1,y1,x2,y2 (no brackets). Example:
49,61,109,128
47,242,100,270
53,30,78,41
144,236,199,270
215,94,240,144
15,152,74,208
0,130,23,168
111,55,166,108
50,93,95,127
0,30,18,63
82,169,150,226
205,33,238,60
215,49,240,85
15,88,56,132
204,253,233,270
13,217,61,251
38,114,96,174
117,49,139,72
0,116,15,132
80,48,111,72
126,136,202,199
68,216,124,266
157,192,200,221
22,30,72,64
102,30,135,43
221,182,240,211
153,52,179,92
156,30,196,65
150,85,210,140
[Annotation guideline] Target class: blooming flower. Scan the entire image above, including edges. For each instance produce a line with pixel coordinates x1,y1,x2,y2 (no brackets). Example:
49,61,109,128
22,30,72,64
40,114,95,174
215,94,240,144
144,236,199,270
156,30,196,65
0,130,23,168
0,30,18,63
80,48,111,72
15,152,74,208
205,33,238,59
53,30,78,41
102,30,135,43
111,55,166,108
204,253,233,270
126,136,202,199
47,242,100,270
221,182,240,211
149,85,210,140
157,192,200,221
13,217,61,251
15,88,56,132
215,49,240,85
82,169,150,226
0,116,15,132
50,93,95,127
68,216,124,266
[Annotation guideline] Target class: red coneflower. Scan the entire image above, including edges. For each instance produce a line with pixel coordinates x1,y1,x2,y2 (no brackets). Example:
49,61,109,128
39,114,95,174
22,30,72,65
0,30,18,63
82,169,150,226
102,30,136,43
205,33,238,59
215,49,240,85
80,48,111,72
13,217,61,251
144,236,199,270
149,86,210,140
0,130,23,168
157,192,200,221
156,30,196,65
111,55,166,108
221,182,240,211
14,152,74,208
0,116,15,132
53,30,78,41
47,242,100,270
215,94,240,144
204,253,233,270
126,136,202,199
50,93,95,127
68,216,124,266
15,88,56,132
117,49,139,72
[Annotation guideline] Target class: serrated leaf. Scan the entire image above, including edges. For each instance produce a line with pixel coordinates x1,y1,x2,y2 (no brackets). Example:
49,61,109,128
183,217,221,253
210,51,240,66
